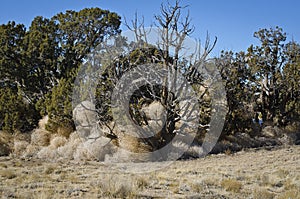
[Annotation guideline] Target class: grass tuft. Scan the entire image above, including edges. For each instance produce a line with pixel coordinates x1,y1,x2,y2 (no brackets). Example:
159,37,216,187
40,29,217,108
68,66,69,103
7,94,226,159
220,178,242,193
0,169,17,179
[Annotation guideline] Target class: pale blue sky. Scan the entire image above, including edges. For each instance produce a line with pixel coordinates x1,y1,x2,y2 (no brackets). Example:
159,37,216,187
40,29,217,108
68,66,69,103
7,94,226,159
0,0,299,56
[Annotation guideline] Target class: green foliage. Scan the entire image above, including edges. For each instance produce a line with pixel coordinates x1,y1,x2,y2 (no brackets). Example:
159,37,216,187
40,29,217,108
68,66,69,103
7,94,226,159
0,21,27,87
218,27,300,138
52,7,121,79
0,87,39,133
247,26,287,124
44,78,74,133
23,16,60,99
0,8,121,133
282,41,300,122
217,51,254,136
42,8,121,133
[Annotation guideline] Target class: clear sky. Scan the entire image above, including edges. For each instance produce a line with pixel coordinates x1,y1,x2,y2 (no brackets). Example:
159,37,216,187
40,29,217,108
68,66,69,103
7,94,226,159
0,0,299,56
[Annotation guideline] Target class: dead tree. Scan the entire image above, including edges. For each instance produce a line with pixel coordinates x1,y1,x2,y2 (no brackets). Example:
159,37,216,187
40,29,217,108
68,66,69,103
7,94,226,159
73,0,222,161
121,0,218,150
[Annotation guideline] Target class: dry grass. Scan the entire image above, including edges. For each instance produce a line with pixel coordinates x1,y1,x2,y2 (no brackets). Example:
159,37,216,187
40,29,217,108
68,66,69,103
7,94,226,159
220,178,242,193
284,122,300,133
38,115,49,130
224,148,232,155
73,138,116,161
57,125,73,138
118,133,152,154
190,181,204,193
253,189,275,199
97,174,138,198
0,131,13,156
37,146,57,160
13,140,29,156
135,176,149,189
277,189,300,199
0,162,7,168
0,145,299,198
56,132,81,159
0,131,13,144
0,169,17,179
25,131,117,162
31,129,50,146
44,165,57,174
23,144,40,158
49,136,67,149
202,177,220,187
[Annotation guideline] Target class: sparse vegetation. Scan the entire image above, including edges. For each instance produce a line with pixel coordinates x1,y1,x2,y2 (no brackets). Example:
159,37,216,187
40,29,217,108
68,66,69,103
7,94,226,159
0,169,17,179
278,189,300,199
220,178,242,193
0,145,298,198
44,165,56,174
253,189,275,199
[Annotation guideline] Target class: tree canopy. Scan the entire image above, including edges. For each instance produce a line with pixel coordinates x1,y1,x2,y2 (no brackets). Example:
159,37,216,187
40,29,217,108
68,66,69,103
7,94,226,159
0,7,121,133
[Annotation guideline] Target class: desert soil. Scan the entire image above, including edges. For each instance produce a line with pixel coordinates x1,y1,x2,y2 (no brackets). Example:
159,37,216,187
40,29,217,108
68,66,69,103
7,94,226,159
0,145,299,199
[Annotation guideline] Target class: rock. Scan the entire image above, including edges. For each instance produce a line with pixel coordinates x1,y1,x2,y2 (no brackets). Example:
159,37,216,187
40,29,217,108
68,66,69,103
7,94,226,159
256,137,281,147
141,101,165,121
73,101,97,138
261,126,278,138
279,131,300,145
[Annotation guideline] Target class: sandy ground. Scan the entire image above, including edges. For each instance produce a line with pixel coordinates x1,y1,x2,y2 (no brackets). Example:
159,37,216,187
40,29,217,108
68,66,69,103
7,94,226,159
0,145,299,199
